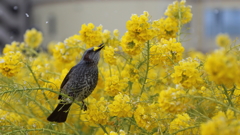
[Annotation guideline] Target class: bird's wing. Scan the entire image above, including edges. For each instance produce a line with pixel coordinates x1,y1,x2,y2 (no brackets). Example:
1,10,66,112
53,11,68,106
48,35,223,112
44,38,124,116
58,66,76,99
67,83,91,98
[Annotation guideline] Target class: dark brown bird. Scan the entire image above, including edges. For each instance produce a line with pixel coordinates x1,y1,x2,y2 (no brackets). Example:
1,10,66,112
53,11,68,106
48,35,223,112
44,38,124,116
47,43,104,123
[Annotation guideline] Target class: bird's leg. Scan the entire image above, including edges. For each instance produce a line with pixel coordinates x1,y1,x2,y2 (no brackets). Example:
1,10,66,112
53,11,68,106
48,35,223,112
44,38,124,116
81,101,87,111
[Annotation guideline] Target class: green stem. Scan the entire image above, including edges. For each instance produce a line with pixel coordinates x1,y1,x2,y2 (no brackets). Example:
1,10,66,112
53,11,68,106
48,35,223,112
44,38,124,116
140,41,150,96
25,62,54,109
177,3,182,42
99,124,108,134
191,96,240,113
109,64,112,76
170,125,199,135
4,128,72,135
222,85,234,107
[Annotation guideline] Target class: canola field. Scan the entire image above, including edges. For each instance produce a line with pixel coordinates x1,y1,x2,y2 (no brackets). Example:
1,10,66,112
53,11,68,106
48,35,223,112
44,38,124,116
0,0,240,135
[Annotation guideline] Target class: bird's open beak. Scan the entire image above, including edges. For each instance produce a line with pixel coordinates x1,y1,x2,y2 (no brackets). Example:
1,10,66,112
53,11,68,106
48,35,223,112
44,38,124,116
93,43,105,51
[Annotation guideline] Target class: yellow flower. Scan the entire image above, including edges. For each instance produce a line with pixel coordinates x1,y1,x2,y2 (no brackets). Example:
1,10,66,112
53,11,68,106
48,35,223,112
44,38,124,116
159,87,189,114
126,11,155,43
113,29,120,38
201,110,240,135
81,97,109,125
152,17,178,40
79,23,103,48
171,57,204,89
169,113,197,135
27,118,43,128
165,0,193,24
24,28,43,48
64,34,82,48
108,93,133,117
215,33,231,48
0,51,23,77
121,63,139,82
150,38,184,66
102,30,111,43
31,53,51,82
3,41,24,54
52,41,81,63
104,130,126,135
104,71,127,96
0,109,22,126
187,49,205,61
134,104,159,131
204,49,239,88
121,32,143,56
103,46,117,65
43,68,69,100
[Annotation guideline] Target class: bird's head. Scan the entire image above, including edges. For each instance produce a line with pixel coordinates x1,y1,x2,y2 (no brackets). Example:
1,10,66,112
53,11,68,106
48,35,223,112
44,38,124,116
81,43,104,64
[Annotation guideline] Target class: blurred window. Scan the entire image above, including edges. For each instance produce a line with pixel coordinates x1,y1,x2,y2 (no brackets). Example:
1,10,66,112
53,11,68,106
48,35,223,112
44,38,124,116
204,8,240,37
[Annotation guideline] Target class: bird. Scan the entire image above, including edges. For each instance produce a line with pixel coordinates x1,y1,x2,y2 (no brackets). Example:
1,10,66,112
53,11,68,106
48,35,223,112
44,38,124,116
47,43,104,123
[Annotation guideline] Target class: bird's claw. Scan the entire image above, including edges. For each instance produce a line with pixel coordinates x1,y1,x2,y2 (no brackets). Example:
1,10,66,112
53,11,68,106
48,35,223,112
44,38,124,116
81,101,87,111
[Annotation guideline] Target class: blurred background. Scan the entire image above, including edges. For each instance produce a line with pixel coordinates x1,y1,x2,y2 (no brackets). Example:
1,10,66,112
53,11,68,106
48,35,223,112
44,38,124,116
0,0,240,52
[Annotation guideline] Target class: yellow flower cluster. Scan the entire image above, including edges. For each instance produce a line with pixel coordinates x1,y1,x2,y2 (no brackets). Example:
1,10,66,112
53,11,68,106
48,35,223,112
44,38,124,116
79,23,103,48
108,93,133,117
121,64,139,82
159,87,189,114
24,28,43,48
152,17,178,40
121,11,155,56
3,41,24,54
134,104,159,131
215,33,231,48
103,46,117,65
169,113,197,135
150,38,184,66
104,74,127,96
105,130,126,135
165,0,192,24
171,57,203,89
81,98,109,125
201,110,240,135
126,11,155,42
0,52,23,77
52,41,81,63
0,109,22,126
204,49,239,88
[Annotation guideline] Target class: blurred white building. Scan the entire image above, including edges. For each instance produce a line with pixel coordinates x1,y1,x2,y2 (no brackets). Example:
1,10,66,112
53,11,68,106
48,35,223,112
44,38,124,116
1,0,240,52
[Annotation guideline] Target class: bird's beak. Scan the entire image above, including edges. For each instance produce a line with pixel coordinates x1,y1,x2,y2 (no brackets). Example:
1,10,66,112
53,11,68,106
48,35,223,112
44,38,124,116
93,43,105,51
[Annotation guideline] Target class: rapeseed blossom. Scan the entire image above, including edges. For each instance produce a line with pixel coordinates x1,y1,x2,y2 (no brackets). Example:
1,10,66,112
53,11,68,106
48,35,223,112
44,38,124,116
134,104,159,131
152,17,178,40
2,1,240,135
24,28,43,48
104,74,127,96
150,38,184,66
159,87,189,113
108,93,133,117
79,23,103,48
3,41,24,54
215,33,231,48
204,49,239,88
171,57,203,89
169,113,197,135
201,110,240,135
0,52,23,77
165,0,192,24
81,97,109,125
103,46,117,65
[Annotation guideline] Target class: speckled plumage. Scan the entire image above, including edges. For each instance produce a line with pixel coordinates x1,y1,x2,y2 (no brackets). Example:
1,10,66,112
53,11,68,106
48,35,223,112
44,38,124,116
47,43,104,123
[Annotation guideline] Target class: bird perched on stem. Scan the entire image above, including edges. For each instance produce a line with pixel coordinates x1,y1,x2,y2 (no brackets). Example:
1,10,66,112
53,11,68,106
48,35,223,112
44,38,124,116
47,43,104,123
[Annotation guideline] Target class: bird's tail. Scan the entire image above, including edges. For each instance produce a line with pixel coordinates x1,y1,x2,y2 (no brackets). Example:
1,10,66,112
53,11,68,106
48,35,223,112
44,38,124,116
47,102,72,123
